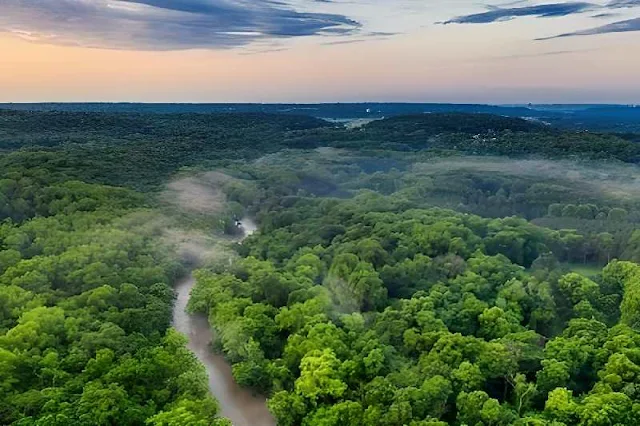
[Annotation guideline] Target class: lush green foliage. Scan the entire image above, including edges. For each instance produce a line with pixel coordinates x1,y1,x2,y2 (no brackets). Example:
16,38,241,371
330,114,640,161
2,110,639,192
221,150,640,270
0,111,333,190
0,166,227,424
190,193,640,425
2,109,640,425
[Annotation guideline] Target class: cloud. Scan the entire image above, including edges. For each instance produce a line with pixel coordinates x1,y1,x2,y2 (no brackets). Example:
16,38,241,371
320,31,396,45
439,0,640,41
538,16,640,38
0,0,360,50
607,0,640,8
591,12,621,18
488,47,599,60
440,2,597,25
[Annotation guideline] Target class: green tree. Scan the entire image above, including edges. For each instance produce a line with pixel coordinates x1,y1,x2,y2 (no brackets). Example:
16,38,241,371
295,349,347,402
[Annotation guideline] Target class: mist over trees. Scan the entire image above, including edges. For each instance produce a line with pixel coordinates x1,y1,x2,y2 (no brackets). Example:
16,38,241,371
2,109,640,425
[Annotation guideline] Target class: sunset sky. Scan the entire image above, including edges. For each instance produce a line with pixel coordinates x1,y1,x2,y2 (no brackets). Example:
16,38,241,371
1,0,639,103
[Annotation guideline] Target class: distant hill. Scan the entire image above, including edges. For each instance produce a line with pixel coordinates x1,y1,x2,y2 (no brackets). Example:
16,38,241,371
364,112,543,135
1,102,639,133
0,102,540,117
0,109,331,149
1,109,639,191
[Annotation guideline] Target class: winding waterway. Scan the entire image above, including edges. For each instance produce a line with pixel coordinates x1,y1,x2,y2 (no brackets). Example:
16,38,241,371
172,219,275,426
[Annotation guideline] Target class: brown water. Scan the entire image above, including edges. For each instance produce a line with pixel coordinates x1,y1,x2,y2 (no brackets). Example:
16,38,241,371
172,219,275,426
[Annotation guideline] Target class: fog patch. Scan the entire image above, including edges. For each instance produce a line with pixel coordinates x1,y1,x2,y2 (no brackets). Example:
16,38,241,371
412,156,640,201
162,171,233,215
158,170,256,268
314,147,349,157
163,228,237,267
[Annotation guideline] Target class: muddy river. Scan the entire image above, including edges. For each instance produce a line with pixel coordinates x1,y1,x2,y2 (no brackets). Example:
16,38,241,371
172,219,275,426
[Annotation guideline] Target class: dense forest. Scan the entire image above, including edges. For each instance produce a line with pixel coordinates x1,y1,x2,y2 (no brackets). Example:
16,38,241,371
192,193,640,425
2,110,640,190
0,158,231,423
2,109,640,425
3,103,639,133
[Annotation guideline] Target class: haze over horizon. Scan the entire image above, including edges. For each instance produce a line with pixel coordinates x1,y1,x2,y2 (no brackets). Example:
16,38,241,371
1,0,639,104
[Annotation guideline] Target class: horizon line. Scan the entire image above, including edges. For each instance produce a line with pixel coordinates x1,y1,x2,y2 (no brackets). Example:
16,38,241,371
0,101,638,106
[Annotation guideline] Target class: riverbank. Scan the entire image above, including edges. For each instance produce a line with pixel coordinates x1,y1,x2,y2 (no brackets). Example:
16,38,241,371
172,218,274,426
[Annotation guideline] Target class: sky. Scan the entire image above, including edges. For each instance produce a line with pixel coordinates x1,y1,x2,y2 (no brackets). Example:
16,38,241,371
0,0,639,103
